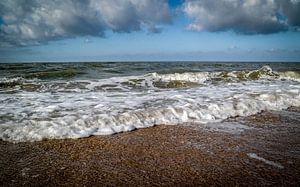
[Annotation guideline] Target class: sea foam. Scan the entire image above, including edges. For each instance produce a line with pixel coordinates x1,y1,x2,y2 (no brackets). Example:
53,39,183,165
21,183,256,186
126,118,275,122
0,66,300,142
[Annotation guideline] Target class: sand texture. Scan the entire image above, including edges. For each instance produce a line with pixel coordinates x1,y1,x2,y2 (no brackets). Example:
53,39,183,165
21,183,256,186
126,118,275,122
1,107,300,186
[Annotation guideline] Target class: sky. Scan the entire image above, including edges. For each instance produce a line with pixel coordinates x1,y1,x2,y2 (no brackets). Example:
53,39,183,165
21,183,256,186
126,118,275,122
0,0,300,62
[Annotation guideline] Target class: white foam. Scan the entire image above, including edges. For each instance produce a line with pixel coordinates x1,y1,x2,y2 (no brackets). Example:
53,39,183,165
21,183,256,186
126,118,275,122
279,71,300,82
150,72,212,83
1,68,300,142
201,122,253,134
247,153,284,169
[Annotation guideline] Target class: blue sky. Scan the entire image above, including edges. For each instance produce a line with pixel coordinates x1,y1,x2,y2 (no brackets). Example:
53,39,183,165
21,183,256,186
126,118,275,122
0,0,300,62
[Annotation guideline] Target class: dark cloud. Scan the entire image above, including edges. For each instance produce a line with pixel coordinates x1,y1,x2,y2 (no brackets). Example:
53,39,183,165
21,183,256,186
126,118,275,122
279,0,300,27
183,0,300,34
0,0,171,47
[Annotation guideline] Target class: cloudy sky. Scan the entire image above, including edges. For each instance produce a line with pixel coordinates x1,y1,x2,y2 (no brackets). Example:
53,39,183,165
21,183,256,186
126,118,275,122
0,0,300,62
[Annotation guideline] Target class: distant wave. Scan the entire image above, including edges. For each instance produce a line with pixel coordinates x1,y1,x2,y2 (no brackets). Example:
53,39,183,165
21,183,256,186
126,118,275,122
1,66,299,92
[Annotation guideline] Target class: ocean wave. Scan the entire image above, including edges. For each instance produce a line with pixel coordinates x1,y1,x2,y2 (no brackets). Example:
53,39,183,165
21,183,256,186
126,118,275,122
0,78,299,142
150,66,298,84
1,66,299,92
124,66,300,89
24,69,80,79
1,65,300,142
0,77,43,92
279,71,300,81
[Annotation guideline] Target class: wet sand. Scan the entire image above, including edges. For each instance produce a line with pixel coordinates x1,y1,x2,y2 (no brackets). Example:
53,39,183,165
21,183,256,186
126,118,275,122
1,107,300,186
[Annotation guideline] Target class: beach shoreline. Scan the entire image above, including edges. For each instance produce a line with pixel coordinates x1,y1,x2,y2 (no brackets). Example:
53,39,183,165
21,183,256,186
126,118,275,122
1,108,300,186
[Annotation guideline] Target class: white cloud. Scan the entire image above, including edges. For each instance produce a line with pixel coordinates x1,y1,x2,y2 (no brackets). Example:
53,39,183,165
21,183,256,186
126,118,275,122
0,0,171,47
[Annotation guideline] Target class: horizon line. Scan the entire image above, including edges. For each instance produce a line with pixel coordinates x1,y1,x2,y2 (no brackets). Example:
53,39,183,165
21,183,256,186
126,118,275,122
1,60,300,64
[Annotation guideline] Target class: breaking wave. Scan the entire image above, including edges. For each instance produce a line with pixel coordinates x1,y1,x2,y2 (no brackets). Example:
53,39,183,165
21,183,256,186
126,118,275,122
0,65,300,142
1,66,299,92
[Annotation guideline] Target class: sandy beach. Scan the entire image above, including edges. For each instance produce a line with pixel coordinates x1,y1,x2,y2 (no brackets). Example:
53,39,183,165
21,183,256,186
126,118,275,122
0,107,299,186
1,0,300,186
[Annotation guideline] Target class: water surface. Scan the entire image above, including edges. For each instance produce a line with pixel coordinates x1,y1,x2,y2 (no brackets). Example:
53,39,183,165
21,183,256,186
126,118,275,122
0,62,299,142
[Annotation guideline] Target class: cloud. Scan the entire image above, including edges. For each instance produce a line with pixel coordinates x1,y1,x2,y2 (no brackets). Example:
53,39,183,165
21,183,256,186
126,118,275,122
280,0,300,27
0,0,171,47
183,0,300,34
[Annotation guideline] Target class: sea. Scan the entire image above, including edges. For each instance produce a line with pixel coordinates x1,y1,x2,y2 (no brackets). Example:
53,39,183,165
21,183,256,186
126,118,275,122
0,61,299,142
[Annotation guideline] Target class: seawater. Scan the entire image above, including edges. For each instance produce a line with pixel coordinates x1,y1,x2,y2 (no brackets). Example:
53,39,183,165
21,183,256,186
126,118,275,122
0,62,299,142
